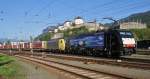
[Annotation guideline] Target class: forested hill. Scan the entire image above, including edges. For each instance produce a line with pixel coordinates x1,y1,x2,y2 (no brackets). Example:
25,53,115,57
120,10,150,28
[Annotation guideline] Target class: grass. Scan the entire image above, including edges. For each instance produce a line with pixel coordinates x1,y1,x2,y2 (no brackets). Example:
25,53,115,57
0,54,26,79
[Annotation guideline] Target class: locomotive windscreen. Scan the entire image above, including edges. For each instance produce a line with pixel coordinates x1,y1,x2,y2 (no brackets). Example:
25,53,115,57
119,31,133,38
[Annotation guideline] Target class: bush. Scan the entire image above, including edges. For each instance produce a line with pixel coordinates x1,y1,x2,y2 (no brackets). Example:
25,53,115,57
130,28,150,40
35,26,91,40
62,26,89,38
34,33,52,41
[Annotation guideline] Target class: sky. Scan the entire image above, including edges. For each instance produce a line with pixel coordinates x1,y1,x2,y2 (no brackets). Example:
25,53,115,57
0,0,150,40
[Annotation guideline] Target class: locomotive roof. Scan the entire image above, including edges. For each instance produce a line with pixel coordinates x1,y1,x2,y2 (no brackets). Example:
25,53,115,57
70,33,94,39
67,29,133,40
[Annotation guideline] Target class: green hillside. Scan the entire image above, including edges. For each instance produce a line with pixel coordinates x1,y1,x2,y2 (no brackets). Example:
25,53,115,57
35,26,91,41
34,33,53,41
59,26,90,39
130,28,150,40
35,11,150,41
121,11,150,28
35,28,150,41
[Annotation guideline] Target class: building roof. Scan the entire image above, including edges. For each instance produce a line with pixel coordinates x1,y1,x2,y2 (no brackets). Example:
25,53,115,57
75,16,83,19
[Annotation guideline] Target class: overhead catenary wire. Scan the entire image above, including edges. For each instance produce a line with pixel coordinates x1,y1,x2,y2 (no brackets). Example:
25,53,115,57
24,0,41,16
23,0,150,32
77,0,150,23
77,0,119,15
82,0,144,17
55,0,119,19
109,0,150,15
34,0,60,17
35,0,150,28
24,0,52,17
0,10,4,22
97,0,150,19
36,0,121,25
24,0,61,24
49,0,137,23
24,0,127,25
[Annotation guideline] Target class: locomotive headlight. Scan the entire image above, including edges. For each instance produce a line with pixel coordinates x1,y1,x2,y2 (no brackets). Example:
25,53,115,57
123,44,135,48
133,44,135,47
123,44,126,47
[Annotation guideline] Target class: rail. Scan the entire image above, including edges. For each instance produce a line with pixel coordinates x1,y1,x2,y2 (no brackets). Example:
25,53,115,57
16,55,127,79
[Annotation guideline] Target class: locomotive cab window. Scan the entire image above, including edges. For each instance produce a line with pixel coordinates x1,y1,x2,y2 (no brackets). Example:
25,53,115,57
120,31,133,38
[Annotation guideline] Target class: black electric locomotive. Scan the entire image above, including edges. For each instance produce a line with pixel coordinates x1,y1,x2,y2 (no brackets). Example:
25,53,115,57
66,29,136,57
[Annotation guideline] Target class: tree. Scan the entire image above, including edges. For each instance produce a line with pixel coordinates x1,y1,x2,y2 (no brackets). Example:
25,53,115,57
6,40,11,45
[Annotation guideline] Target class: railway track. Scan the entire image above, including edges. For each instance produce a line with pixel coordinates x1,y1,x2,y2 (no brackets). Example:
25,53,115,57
17,51,150,70
45,53,150,70
136,49,150,52
16,55,127,79
120,56,150,63
22,52,150,70
1,50,150,70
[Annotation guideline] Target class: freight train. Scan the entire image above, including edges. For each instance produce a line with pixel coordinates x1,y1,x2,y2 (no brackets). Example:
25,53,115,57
0,29,136,57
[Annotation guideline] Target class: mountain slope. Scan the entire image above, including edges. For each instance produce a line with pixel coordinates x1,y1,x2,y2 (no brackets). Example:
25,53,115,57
120,10,150,28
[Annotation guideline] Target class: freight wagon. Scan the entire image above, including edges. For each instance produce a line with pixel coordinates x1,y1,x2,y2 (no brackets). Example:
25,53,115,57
31,41,47,50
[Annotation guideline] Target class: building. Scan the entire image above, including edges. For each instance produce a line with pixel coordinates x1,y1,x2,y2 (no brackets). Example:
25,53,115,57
42,26,58,33
84,21,99,31
51,33,64,39
42,26,54,33
63,21,73,30
73,16,84,28
99,23,107,30
57,24,65,31
120,22,147,29
43,17,110,33
54,28,58,33
64,21,72,27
